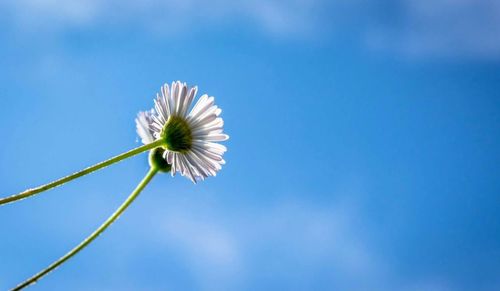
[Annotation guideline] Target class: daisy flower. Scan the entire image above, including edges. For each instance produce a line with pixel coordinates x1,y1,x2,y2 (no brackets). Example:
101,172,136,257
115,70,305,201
4,81,229,289
136,81,229,182
136,110,155,144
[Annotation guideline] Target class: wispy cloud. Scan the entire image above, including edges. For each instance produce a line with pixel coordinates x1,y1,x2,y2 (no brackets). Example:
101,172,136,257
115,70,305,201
0,182,459,291
132,194,426,290
129,194,460,291
2,0,499,58
368,0,500,59
0,0,327,38
0,0,102,29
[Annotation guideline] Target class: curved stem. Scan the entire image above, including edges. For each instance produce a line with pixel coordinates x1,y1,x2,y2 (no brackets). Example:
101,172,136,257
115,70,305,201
1,140,164,206
12,167,159,291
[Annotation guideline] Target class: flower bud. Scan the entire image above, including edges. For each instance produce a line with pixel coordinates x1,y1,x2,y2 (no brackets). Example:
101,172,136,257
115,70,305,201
148,147,172,173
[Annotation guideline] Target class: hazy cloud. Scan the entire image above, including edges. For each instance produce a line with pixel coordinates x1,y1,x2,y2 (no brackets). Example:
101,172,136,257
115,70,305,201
2,0,499,58
367,0,500,59
139,196,401,290
0,0,326,38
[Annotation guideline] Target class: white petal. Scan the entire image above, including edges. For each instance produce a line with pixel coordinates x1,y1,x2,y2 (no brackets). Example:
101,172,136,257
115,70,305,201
164,84,175,116
176,82,187,116
151,114,165,128
166,151,174,164
191,118,224,133
188,94,208,118
171,82,179,115
171,154,178,177
151,121,163,132
188,96,214,122
192,146,223,161
154,96,167,122
135,111,155,144
192,149,220,174
190,113,217,129
180,155,197,183
193,141,227,153
181,86,197,117
197,134,229,142
185,153,210,178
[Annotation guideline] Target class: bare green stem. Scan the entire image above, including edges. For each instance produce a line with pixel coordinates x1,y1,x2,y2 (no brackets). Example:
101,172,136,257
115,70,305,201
12,167,159,291
0,140,164,206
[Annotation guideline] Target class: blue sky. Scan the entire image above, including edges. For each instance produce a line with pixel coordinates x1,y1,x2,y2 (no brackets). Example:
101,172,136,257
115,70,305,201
0,1,499,290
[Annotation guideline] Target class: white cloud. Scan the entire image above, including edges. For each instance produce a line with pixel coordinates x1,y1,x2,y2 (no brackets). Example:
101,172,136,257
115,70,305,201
367,0,500,59
137,195,392,290
0,182,463,290
2,0,499,58
160,210,241,270
0,0,102,29
137,193,465,290
0,0,327,38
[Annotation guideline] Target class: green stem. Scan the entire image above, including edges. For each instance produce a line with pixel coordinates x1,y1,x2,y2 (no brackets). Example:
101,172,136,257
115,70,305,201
0,140,164,206
12,167,159,291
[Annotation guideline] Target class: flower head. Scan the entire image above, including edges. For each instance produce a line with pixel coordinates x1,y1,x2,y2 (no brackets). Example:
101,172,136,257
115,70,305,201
136,81,229,182
136,110,155,145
